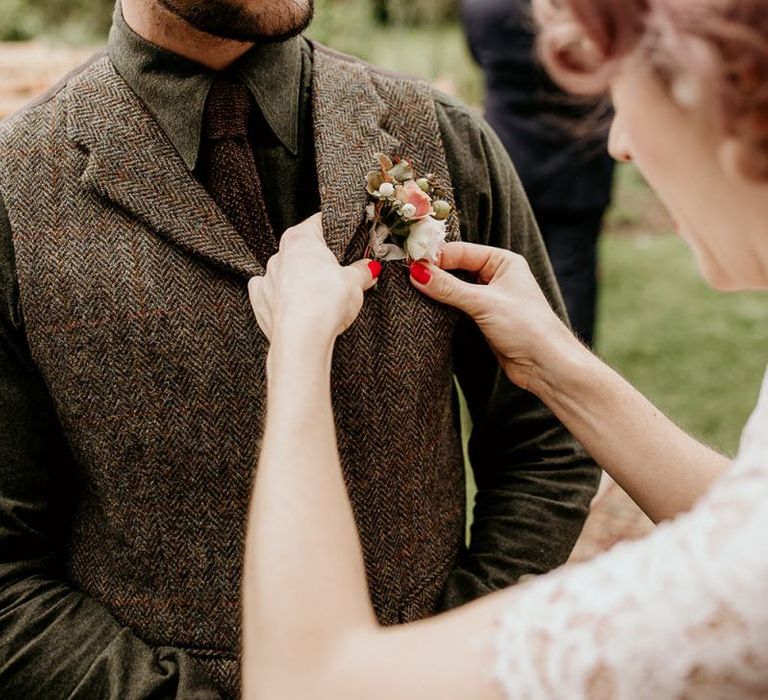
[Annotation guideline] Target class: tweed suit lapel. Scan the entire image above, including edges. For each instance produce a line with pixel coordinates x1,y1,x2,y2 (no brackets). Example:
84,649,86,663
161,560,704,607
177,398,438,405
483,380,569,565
311,45,401,261
66,57,263,279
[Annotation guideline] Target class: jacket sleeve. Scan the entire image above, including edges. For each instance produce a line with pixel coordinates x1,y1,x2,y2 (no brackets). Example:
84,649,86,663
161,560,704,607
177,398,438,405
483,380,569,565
0,196,223,699
434,97,601,608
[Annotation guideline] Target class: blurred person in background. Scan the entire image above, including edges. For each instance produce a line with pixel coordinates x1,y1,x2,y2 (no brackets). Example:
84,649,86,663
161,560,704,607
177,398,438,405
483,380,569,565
242,0,768,696
462,0,615,346
0,0,599,697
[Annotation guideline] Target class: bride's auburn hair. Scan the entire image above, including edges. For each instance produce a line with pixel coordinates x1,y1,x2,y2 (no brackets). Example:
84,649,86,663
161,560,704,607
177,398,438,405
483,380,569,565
534,0,768,178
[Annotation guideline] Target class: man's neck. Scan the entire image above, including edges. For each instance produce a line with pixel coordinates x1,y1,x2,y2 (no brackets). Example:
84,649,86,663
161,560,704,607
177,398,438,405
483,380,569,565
121,0,254,70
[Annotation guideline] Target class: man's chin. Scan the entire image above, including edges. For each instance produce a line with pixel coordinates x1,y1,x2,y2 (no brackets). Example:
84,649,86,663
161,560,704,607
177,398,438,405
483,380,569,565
156,0,314,44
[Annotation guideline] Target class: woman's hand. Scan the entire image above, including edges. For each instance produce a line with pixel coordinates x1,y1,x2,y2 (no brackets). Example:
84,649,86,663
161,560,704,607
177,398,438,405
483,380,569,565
410,242,583,392
248,213,380,349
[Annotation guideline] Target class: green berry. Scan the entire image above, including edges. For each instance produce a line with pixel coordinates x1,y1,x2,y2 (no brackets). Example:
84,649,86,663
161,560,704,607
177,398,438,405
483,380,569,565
432,200,452,220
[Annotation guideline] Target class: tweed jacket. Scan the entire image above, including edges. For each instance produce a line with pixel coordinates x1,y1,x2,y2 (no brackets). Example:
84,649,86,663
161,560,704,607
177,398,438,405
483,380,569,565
0,44,470,696
0,37,601,698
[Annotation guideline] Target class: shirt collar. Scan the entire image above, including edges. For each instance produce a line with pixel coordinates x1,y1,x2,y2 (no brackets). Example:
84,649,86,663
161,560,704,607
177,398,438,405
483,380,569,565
107,2,302,170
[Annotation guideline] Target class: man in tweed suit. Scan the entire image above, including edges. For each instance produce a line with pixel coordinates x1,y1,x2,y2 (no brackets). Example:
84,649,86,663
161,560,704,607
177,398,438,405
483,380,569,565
0,0,599,697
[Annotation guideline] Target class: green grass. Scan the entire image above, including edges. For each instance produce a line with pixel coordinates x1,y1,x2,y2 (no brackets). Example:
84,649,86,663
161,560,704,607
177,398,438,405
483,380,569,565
596,232,767,457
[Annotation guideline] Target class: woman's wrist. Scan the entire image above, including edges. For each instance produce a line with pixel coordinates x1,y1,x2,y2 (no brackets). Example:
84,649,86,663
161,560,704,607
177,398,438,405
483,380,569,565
520,322,593,403
267,327,335,379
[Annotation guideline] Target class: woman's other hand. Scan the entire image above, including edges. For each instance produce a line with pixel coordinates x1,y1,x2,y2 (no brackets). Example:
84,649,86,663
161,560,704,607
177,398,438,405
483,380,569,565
248,213,380,347
410,242,582,392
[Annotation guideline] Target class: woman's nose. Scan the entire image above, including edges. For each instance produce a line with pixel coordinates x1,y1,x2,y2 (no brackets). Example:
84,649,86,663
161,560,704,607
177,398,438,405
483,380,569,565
608,120,633,163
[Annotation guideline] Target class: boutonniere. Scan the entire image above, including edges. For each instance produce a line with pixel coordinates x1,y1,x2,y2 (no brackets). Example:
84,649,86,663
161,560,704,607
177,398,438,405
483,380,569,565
365,153,453,264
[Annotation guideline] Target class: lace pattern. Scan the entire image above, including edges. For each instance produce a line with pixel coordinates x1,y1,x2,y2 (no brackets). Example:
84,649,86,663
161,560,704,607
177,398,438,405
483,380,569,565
494,371,768,698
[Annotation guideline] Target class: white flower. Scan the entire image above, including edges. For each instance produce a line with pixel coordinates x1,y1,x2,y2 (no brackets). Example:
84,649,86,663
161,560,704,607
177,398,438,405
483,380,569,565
365,203,376,221
401,203,417,219
405,216,448,263
378,182,395,197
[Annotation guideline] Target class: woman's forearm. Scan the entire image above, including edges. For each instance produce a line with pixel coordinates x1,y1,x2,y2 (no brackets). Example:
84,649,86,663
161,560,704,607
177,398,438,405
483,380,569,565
242,333,377,699
526,336,730,523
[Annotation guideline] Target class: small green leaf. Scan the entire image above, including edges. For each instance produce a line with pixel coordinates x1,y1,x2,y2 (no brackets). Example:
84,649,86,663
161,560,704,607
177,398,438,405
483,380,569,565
432,200,452,221
416,177,431,193
388,160,414,182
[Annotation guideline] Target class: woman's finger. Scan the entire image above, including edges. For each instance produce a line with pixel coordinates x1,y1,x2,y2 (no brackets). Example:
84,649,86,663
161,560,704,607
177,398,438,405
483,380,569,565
410,262,485,316
438,241,505,283
346,259,382,292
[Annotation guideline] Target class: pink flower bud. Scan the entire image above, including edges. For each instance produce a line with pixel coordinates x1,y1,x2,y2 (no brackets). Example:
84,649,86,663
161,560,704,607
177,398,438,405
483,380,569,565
396,180,432,220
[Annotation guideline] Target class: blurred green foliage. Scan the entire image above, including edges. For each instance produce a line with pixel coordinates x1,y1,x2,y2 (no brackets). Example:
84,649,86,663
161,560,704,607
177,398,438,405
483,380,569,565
1,0,481,106
316,0,459,28
1,0,459,43
1,0,113,42
309,16,484,107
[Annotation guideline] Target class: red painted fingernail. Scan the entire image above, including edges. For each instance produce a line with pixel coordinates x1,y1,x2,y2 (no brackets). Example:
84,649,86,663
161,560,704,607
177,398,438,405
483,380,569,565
368,260,382,280
410,262,431,285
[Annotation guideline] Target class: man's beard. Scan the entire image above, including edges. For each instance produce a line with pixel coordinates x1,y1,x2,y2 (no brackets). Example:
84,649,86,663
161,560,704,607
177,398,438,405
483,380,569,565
155,0,314,43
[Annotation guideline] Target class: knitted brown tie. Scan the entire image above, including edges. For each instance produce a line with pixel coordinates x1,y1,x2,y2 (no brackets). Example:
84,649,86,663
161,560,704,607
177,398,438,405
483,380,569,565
199,75,278,266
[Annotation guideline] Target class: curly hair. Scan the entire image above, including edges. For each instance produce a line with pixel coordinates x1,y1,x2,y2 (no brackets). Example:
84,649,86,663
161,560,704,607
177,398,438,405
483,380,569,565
534,0,768,177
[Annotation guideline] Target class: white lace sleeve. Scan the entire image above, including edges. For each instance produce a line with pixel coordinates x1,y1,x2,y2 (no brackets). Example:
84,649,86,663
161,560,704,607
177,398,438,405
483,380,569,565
494,376,768,699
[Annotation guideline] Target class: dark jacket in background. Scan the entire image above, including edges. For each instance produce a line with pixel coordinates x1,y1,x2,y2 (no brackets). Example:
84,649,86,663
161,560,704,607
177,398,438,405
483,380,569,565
462,0,615,345
462,0,614,212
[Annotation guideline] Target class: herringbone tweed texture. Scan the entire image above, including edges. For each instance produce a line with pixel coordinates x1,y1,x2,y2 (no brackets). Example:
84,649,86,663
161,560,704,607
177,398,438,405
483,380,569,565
0,43,464,698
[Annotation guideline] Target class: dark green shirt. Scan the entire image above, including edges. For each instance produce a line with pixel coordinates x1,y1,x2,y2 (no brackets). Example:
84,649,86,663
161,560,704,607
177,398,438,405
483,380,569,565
0,8,599,699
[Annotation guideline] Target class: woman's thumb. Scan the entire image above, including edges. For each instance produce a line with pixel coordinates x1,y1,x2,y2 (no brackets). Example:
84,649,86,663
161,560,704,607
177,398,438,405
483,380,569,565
347,259,382,292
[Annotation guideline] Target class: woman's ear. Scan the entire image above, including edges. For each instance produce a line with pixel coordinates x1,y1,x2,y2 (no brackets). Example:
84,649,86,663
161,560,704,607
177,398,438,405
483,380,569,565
718,136,768,183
